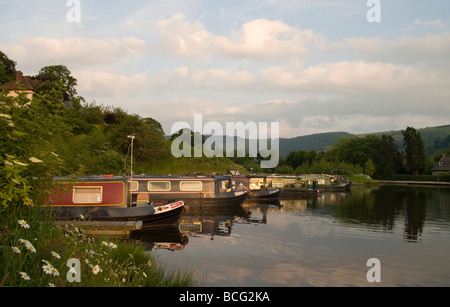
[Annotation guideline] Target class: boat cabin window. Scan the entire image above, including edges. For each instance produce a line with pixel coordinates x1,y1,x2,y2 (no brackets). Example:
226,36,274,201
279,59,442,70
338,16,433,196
271,180,284,188
129,181,139,192
180,181,203,191
73,186,103,204
219,180,232,193
148,181,171,192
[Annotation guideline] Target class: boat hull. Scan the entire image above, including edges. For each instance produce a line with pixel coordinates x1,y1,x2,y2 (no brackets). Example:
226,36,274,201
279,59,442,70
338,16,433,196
45,200,185,226
247,188,280,201
147,191,248,209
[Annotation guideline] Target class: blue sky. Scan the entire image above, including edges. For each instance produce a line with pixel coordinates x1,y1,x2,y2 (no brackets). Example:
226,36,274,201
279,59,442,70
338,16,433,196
1,0,449,137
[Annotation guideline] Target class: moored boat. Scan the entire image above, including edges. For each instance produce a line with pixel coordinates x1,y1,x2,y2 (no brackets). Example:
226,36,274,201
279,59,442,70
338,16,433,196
298,174,351,191
266,175,319,198
45,176,184,226
129,174,248,209
230,173,280,201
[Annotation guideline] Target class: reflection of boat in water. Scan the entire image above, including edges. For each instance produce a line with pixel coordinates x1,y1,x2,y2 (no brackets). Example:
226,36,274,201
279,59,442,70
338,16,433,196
129,174,248,209
228,171,280,202
129,226,189,251
178,205,252,238
266,175,319,198
45,176,184,227
299,174,351,191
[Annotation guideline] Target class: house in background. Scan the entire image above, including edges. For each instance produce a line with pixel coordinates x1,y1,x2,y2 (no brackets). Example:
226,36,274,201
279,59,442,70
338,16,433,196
0,71,37,100
431,154,450,175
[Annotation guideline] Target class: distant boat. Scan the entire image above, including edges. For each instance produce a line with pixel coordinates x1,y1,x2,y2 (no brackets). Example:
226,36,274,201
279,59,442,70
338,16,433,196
265,175,319,198
298,174,351,191
45,176,184,226
129,174,248,209
229,173,280,201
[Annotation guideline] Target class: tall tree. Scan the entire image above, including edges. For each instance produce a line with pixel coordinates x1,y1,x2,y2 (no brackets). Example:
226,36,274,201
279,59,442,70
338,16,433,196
0,51,17,84
402,127,427,176
374,134,402,179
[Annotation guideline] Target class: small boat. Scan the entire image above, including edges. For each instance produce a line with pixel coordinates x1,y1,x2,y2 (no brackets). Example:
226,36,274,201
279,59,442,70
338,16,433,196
45,176,184,226
299,174,351,191
229,173,280,201
129,174,248,209
265,175,319,198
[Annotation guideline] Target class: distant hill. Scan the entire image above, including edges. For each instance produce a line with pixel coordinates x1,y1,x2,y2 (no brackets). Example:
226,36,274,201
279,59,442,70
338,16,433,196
166,124,450,158
278,132,353,156
356,124,450,156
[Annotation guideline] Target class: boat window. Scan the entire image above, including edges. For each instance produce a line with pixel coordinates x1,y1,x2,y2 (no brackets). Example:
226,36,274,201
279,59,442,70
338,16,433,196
73,186,102,204
148,181,171,192
180,181,203,191
129,181,139,192
271,180,284,188
220,180,232,193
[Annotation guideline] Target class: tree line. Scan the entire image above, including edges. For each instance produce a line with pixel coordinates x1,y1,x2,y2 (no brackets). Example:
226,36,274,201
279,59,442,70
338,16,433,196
280,127,442,179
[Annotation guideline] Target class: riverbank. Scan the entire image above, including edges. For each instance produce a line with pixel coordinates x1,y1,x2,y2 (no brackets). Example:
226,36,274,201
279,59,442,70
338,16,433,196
0,206,202,287
379,180,450,187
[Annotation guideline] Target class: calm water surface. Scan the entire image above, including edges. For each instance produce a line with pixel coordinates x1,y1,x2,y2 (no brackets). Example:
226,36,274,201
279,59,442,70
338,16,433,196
135,185,450,286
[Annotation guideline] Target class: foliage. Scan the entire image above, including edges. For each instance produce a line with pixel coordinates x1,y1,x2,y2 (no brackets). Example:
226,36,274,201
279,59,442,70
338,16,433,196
0,51,16,84
402,127,428,176
0,207,201,287
280,128,438,179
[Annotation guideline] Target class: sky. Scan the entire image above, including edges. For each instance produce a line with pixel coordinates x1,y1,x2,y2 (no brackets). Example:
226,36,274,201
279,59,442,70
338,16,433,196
1,0,449,138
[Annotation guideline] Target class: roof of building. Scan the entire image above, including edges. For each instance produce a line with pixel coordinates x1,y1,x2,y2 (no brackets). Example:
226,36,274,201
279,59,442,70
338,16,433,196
432,155,450,171
0,71,37,91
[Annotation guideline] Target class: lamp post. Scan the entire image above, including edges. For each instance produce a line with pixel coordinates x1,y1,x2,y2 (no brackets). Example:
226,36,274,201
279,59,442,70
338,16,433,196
127,134,135,205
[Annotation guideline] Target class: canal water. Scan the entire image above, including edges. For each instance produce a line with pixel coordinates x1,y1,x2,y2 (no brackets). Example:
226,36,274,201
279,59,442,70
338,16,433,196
135,185,450,287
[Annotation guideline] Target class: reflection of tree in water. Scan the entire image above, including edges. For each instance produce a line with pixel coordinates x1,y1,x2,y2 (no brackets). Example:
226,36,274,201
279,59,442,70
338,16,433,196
321,186,447,242
402,188,427,242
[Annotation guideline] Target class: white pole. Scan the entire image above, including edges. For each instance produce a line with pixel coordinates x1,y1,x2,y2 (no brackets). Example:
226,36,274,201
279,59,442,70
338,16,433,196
127,134,135,205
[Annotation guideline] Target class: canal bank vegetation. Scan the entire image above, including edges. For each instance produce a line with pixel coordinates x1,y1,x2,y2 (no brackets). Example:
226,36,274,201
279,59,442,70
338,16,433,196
0,92,201,287
0,207,201,287
278,128,450,184
0,54,205,287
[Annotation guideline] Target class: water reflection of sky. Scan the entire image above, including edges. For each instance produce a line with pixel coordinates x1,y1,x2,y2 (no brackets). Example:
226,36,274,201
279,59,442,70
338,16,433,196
151,186,450,287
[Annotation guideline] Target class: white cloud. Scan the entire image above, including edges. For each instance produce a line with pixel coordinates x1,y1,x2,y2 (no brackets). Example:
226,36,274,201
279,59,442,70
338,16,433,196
0,36,149,72
155,14,323,60
76,70,149,98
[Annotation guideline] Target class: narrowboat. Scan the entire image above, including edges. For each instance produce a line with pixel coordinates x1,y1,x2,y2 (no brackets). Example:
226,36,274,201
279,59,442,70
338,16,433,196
45,176,185,226
231,174,280,201
129,174,248,209
265,175,319,198
299,174,351,191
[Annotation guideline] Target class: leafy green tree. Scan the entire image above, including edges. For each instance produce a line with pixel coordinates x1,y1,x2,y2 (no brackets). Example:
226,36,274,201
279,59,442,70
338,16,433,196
364,159,375,177
0,51,16,84
402,126,427,176
286,150,306,170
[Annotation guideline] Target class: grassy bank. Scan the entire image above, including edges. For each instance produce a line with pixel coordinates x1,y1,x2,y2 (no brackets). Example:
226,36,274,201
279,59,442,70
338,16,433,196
136,156,247,175
347,174,380,186
0,206,202,287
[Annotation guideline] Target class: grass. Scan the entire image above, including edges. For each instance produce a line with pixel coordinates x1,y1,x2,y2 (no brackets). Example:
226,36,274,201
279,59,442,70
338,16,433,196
347,174,380,186
136,156,247,175
0,205,202,287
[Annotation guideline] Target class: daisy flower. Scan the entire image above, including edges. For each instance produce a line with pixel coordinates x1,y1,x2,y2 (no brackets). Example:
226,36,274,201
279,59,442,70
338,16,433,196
48,283,55,287
109,242,117,249
69,267,77,275
51,267,60,277
25,242,36,253
42,265,53,275
20,272,30,281
51,251,61,259
92,265,101,275
143,272,147,278
11,246,21,254
18,220,30,229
